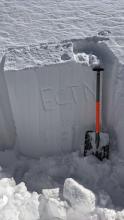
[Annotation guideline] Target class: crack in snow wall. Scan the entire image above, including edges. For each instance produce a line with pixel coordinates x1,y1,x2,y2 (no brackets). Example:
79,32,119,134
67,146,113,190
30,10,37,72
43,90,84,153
2,38,124,158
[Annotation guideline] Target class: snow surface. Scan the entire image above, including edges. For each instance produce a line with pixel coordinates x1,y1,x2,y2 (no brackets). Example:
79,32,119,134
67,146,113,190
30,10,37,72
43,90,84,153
0,0,124,63
0,0,124,219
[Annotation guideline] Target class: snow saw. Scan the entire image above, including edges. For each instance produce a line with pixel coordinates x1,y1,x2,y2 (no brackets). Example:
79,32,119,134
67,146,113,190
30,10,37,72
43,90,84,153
83,66,109,160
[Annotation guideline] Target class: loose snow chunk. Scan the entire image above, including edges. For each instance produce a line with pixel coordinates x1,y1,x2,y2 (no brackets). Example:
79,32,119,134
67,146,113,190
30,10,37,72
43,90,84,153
116,210,124,220
73,52,100,67
0,195,8,209
63,178,96,213
97,208,116,220
39,194,67,220
42,188,60,200
98,191,113,208
0,178,40,220
74,52,90,65
0,178,15,197
89,132,109,151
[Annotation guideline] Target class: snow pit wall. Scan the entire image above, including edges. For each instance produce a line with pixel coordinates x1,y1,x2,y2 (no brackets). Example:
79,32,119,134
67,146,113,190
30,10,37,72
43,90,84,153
2,39,124,158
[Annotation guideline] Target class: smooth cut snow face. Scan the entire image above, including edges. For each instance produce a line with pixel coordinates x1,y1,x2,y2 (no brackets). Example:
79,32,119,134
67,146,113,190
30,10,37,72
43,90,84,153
5,61,96,157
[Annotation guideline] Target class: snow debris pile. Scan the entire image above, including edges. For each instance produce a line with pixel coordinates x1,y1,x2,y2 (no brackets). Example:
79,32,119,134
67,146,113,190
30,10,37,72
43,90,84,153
0,176,124,220
0,178,39,220
39,188,67,220
0,151,123,219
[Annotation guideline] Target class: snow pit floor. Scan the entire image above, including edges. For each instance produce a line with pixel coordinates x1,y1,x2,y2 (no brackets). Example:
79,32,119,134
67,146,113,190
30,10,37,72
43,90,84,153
0,150,124,219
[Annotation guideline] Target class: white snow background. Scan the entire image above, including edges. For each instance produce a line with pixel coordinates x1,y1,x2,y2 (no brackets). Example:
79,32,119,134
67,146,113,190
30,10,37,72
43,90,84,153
0,0,124,219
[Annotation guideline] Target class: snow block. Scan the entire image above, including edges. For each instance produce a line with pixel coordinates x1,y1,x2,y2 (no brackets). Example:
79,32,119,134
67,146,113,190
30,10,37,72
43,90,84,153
42,188,60,200
63,178,96,213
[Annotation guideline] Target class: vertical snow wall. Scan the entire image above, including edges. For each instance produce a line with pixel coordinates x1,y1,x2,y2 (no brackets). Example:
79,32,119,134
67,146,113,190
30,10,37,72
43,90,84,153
0,57,16,149
2,39,124,158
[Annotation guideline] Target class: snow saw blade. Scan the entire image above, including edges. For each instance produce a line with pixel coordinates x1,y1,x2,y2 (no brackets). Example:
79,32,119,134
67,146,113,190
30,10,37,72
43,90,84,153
84,131,109,160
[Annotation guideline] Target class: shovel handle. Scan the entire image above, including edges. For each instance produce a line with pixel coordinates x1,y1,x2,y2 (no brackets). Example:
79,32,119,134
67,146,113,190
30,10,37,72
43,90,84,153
96,71,100,133
93,66,104,147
